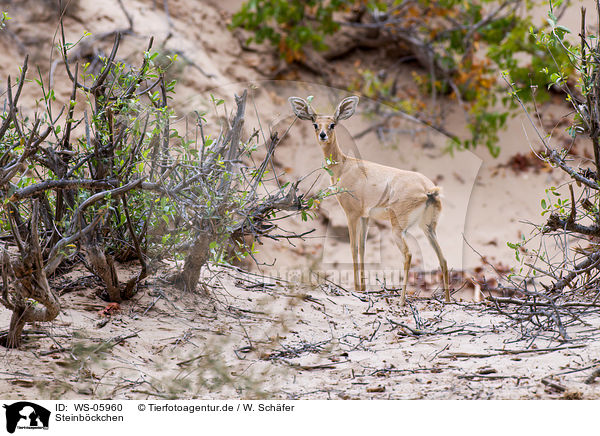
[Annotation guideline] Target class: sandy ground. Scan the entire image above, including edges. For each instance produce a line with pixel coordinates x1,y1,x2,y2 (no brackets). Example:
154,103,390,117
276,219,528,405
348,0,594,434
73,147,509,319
1,264,599,400
0,0,599,399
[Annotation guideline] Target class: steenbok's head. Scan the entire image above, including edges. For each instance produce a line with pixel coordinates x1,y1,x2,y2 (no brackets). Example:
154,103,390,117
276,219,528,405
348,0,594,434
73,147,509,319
289,96,359,146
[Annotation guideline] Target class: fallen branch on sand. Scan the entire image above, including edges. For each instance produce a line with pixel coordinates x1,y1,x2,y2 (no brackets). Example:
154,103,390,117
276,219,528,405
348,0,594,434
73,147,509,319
439,344,586,359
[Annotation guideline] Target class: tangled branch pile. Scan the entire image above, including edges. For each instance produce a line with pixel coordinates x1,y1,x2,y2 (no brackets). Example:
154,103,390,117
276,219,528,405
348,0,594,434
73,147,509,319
489,5,600,341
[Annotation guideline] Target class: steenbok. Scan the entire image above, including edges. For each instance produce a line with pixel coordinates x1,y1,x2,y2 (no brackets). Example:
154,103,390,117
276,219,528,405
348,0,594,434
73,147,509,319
289,96,449,305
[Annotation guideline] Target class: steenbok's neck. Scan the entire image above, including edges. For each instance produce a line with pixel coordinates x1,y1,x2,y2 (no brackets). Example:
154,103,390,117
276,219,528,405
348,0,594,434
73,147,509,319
321,136,346,171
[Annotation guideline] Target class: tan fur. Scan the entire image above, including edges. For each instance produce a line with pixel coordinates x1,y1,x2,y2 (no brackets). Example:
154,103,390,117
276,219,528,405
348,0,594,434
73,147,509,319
290,96,450,305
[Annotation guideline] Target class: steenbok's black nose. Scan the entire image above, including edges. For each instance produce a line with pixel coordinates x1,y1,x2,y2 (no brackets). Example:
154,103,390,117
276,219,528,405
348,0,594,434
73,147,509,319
319,131,326,139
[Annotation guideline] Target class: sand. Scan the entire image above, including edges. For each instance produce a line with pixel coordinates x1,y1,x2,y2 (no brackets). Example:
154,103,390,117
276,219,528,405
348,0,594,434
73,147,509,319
0,0,599,400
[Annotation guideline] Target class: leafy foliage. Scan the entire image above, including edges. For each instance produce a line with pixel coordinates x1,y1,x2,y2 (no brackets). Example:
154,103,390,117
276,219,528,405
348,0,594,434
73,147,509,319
231,0,347,62
233,0,572,156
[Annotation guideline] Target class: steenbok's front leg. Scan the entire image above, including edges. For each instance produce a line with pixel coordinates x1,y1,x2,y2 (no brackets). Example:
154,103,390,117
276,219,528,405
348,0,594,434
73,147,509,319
358,217,369,292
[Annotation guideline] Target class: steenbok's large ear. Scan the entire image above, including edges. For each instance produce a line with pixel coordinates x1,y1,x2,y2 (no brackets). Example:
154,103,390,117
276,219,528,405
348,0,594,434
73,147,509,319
334,96,359,122
289,97,316,121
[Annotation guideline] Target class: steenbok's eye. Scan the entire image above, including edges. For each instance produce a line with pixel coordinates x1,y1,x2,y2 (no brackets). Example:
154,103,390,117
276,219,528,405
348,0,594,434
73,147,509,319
313,123,318,129
329,123,335,130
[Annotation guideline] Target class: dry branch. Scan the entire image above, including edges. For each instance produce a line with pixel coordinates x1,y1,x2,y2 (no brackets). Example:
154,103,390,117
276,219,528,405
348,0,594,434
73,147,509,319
0,14,323,347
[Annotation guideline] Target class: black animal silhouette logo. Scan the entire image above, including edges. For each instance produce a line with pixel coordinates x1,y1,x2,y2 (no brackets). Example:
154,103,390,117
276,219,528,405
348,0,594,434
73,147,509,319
3,402,50,433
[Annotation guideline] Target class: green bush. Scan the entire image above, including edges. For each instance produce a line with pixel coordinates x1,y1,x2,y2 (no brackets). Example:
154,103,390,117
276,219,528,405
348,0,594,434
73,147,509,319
233,0,573,156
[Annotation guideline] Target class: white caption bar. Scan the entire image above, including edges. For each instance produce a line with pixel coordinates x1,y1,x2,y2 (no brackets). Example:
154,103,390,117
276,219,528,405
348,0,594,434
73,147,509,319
0,400,594,436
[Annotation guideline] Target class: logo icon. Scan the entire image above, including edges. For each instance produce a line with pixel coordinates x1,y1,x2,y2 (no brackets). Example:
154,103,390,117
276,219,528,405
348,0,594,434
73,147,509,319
3,402,50,433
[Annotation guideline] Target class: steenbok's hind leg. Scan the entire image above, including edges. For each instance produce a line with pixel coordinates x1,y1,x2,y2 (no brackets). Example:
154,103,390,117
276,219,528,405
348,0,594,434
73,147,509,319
420,221,449,303
391,215,411,306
